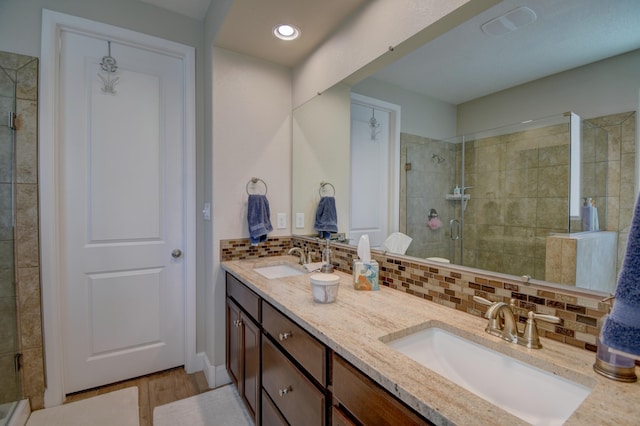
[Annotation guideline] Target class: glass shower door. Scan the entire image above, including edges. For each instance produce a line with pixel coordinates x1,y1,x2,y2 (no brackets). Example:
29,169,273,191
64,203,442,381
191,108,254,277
402,135,457,261
0,58,21,408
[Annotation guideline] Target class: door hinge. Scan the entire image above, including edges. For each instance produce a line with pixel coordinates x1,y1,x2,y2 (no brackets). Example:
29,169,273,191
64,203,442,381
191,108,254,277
405,163,412,171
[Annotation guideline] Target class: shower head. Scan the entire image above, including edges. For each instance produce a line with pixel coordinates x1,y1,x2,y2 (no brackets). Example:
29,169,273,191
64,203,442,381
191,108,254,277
432,153,445,164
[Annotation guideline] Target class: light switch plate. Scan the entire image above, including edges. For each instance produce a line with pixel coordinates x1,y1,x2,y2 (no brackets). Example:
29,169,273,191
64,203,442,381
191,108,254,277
295,213,304,228
276,213,287,229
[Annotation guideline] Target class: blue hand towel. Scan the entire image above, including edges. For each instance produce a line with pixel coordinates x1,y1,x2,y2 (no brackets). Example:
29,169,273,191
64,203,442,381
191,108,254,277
247,194,273,246
601,193,640,357
314,196,338,239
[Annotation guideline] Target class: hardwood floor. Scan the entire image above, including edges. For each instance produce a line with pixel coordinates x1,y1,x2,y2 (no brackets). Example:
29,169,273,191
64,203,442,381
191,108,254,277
65,367,211,426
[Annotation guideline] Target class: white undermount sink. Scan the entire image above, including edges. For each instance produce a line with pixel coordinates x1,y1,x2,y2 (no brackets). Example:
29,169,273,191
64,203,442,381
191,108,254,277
253,264,306,279
385,325,592,425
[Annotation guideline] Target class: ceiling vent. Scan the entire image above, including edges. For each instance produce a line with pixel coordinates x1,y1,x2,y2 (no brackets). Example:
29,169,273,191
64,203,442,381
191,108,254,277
481,6,537,37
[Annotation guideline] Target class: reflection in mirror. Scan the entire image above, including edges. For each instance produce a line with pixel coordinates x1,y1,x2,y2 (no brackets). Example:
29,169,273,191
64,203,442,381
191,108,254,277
292,0,640,296
401,113,617,293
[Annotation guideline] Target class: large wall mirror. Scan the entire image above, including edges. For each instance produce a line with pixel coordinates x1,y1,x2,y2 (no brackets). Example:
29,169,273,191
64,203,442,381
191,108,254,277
292,0,640,296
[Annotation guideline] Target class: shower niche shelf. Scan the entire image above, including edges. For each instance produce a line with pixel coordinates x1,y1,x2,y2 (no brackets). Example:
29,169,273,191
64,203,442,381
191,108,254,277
445,194,470,201
445,193,470,211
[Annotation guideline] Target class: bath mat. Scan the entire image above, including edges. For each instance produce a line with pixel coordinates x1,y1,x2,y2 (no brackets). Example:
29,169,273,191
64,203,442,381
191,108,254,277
26,386,138,426
153,385,252,426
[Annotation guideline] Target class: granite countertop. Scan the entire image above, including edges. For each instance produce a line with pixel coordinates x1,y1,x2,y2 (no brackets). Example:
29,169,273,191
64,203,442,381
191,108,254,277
222,256,640,425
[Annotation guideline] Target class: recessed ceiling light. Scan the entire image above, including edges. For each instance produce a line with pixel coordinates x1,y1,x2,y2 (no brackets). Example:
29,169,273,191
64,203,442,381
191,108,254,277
273,24,300,41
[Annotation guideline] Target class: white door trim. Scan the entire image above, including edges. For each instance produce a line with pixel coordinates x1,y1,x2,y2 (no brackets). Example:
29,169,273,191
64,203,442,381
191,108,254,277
350,93,402,236
39,9,197,407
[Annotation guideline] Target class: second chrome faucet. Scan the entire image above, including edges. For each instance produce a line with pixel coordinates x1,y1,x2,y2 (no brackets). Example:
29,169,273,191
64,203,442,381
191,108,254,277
474,296,561,349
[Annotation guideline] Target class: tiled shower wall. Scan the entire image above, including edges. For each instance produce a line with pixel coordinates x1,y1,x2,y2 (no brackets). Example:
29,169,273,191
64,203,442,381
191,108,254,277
0,51,44,409
221,235,609,353
460,112,635,282
587,112,637,274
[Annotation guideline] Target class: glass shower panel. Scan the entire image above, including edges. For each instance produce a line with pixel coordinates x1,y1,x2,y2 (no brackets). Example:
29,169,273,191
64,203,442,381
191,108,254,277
0,57,21,406
578,120,608,232
401,134,457,260
458,114,573,280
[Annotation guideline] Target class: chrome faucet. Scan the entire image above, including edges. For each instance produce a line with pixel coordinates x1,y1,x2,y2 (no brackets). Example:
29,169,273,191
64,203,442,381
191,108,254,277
474,296,561,349
287,247,310,265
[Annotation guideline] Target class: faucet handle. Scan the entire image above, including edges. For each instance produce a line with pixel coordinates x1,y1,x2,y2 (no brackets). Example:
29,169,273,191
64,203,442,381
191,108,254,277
520,311,561,349
473,295,493,306
530,312,561,324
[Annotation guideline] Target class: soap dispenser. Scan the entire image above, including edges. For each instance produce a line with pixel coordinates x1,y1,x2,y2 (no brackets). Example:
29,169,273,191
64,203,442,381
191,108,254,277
453,185,461,196
593,296,637,382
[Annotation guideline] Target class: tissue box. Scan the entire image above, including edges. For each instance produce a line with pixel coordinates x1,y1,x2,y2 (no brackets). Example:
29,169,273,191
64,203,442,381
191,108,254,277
353,260,379,291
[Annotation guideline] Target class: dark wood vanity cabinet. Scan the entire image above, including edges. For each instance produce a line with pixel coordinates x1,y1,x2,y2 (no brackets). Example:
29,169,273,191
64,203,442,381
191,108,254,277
332,354,433,426
226,274,261,423
225,271,432,426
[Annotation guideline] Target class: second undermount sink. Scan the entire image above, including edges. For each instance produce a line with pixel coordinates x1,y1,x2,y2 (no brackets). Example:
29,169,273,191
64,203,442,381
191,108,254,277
384,325,592,425
253,264,306,279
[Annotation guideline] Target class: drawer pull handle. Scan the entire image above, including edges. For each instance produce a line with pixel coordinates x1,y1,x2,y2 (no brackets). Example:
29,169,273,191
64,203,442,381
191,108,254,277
278,386,292,397
279,332,292,341
234,319,242,327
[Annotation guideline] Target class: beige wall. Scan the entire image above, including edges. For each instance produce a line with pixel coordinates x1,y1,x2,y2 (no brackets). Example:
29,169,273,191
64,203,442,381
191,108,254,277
292,0,500,108
211,47,292,366
353,78,457,140
457,49,640,134
292,84,351,236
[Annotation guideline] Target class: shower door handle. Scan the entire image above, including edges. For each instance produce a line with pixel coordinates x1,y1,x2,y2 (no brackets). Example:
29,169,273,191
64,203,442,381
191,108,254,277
450,219,460,240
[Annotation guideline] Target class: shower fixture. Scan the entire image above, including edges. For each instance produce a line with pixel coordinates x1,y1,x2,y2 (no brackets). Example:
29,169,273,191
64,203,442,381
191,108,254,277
432,153,445,164
369,108,381,140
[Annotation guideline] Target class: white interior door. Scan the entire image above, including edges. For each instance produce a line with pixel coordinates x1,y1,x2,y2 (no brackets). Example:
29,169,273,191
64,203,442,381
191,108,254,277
349,96,400,248
59,30,186,393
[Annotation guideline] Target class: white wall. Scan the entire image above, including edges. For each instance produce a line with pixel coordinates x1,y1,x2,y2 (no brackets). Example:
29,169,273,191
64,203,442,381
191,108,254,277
457,49,640,134
353,78,457,140
292,0,500,108
211,47,292,366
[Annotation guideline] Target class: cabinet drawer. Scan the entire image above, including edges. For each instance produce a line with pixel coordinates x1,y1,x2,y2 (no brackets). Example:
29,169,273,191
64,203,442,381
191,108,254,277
332,354,431,426
262,301,326,386
261,389,287,426
226,273,260,322
262,337,325,426
332,406,357,426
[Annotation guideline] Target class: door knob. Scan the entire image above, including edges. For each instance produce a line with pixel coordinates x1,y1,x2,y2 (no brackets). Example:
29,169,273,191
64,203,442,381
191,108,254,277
172,249,183,258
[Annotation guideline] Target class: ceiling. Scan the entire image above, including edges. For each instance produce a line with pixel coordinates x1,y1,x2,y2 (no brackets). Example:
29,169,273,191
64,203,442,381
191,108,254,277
213,0,368,67
370,0,640,104
139,0,640,104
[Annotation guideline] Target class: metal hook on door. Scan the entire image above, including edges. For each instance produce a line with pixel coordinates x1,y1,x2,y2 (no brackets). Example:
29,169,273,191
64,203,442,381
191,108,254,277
450,219,460,240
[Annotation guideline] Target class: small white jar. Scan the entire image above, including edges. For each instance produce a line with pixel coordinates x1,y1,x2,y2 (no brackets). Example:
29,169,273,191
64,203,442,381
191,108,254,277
310,273,340,303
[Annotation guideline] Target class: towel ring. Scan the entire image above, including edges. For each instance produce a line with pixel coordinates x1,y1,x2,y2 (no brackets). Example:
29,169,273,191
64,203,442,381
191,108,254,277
246,177,268,195
319,182,335,197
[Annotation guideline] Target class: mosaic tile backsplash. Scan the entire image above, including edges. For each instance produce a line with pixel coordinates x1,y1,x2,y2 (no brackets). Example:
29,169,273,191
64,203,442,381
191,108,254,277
222,235,610,353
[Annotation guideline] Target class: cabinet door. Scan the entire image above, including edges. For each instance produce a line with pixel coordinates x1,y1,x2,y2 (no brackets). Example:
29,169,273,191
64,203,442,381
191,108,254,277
242,312,260,421
262,389,288,426
332,354,431,426
226,298,241,387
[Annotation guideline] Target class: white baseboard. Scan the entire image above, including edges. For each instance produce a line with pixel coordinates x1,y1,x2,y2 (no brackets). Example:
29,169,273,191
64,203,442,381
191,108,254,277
202,353,231,389
186,352,205,374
